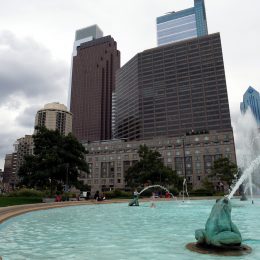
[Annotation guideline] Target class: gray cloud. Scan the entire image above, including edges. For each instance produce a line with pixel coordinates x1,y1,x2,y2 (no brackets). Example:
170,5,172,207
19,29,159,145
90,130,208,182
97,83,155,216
16,104,42,128
0,31,69,105
0,31,70,169
0,132,17,170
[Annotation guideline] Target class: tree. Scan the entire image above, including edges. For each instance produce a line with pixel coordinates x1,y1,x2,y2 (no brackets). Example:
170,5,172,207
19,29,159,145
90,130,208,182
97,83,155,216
18,127,89,193
210,157,238,188
125,145,183,190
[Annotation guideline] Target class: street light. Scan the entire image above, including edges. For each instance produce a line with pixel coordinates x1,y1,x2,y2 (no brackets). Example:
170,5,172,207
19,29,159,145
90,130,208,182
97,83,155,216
182,136,188,202
182,136,187,181
63,163,70,193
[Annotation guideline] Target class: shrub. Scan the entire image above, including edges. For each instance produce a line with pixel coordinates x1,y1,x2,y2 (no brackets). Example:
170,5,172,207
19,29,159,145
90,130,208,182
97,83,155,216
8,188,45,198
104,189,132,199
169,188,179,196
189,189,213,196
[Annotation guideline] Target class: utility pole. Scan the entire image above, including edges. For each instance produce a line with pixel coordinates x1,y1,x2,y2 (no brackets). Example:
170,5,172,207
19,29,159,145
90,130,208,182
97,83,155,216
182,136,188,201
65,163,69,193
182,136,187,182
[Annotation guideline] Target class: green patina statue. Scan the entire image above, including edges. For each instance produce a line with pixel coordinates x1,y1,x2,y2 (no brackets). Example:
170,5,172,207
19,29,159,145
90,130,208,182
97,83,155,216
195,197,242,247
129,190,139,206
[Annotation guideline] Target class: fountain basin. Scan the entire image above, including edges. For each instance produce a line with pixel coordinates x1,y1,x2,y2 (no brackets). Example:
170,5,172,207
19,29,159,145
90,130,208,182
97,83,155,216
0,199,259,259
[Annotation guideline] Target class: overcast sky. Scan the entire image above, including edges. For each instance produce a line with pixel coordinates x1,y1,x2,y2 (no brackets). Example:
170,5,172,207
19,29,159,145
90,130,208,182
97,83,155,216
0,0,260,169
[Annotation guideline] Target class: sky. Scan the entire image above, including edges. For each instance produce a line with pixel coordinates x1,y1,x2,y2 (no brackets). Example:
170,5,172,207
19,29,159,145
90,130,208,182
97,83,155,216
0,0,260,169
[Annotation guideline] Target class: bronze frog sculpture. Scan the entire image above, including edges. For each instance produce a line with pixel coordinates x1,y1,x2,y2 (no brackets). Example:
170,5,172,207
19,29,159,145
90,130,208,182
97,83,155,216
195,197,242,247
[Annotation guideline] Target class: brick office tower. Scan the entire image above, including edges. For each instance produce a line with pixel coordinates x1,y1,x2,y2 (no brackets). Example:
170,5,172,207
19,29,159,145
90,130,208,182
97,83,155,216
70,25,120,142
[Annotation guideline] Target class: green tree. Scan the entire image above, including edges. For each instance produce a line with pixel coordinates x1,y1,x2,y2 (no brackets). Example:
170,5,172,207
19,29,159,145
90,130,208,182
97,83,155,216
125,145,182,190
202,177,214,192
18,127,89,194
210,157,238,188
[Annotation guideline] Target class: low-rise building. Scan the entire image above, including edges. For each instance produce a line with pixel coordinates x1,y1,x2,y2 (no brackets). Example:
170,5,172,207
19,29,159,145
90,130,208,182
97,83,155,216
80,130,236,194
15,135,34,174
3,153,17,191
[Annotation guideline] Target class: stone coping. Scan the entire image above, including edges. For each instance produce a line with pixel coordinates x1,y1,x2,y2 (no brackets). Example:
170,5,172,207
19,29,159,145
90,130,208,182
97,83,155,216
0,199,128,224
0,196,225,224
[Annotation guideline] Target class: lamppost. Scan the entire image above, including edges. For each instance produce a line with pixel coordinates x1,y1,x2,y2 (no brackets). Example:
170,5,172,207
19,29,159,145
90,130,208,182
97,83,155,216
182,136,187,181
182,136,188,201
65,163,69,193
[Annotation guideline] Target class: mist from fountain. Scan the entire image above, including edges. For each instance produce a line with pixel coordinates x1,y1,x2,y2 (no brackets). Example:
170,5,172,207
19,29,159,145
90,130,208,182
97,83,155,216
229,109,260,200
228,155,260,199
182,179,189,202
249,173,254,203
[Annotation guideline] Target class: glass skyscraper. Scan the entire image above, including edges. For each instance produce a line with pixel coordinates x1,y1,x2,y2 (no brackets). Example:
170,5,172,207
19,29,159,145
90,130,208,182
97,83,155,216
240,86,260,126
157,0,208,46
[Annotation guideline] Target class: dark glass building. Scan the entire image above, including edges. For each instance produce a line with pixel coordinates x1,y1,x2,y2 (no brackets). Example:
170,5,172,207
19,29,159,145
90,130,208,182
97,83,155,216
115,33,232,140
70,26,120,142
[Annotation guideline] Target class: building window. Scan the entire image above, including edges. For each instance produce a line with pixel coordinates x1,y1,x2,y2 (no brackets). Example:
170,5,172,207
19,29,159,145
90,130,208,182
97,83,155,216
117,179,121,183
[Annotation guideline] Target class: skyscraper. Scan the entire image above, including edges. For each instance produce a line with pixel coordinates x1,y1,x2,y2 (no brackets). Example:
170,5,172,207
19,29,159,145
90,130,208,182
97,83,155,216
115,33,232,140
35,102,72,135
70,25,120,142
240,86,260,125
157,0,208,46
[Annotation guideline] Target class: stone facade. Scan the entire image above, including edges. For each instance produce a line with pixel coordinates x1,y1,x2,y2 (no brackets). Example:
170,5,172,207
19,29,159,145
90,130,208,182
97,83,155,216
80,130,236,194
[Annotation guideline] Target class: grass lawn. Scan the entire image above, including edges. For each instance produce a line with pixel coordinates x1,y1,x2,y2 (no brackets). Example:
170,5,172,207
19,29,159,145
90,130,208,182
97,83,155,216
0,197,42,207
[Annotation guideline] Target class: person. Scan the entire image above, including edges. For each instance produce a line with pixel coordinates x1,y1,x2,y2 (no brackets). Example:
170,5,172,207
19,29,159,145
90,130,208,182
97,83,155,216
165,192,171,199
94,191,100,201
55,194,62,202
150,192,156,208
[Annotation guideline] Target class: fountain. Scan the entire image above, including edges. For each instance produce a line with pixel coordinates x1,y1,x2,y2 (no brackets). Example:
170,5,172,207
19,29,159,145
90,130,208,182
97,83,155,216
182,178,189,202
138,184,175,198
227,155,260,200
186,140,260,255
233,109,260,203
128,189,139,206
129,184,175,206
187,197,252,256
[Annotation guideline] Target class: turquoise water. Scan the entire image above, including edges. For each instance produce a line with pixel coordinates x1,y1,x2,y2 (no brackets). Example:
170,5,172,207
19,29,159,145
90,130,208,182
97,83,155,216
0,199,260,259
